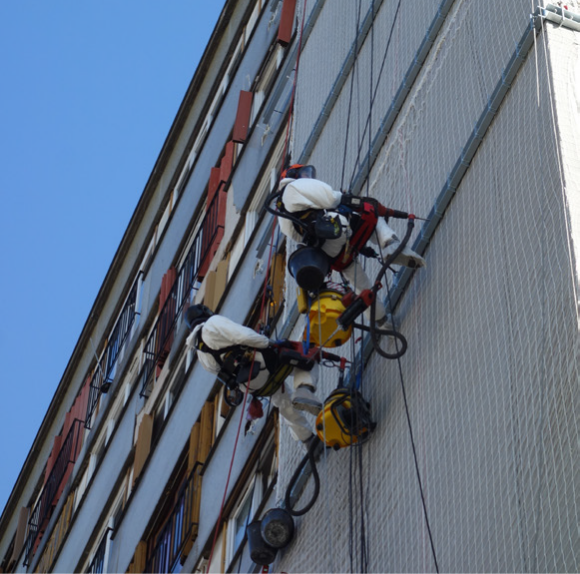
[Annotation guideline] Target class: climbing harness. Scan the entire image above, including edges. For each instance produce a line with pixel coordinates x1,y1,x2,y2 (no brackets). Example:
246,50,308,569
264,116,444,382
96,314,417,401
196,330,345,407
331,199,379,272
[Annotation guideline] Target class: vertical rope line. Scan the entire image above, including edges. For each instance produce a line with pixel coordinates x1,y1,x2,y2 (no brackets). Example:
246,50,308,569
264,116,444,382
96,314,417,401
280,0,309,175
365,0,375,200
349,0,403,190
321,396,334,573
539,16,580,570
341,0,364,190
530,46,549,568
384,280,440,573
235,399,274,574
206,357,255,572
207,3,312,567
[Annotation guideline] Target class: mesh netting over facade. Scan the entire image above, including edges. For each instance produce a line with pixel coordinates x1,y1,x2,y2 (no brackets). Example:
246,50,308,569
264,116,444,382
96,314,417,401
275,0,580,572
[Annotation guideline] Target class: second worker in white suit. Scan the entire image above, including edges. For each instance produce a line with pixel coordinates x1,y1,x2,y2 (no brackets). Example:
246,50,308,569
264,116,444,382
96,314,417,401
184,304,321,442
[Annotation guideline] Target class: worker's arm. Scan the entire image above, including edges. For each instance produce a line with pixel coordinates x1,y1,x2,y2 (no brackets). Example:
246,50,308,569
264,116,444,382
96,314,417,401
202,315,270,350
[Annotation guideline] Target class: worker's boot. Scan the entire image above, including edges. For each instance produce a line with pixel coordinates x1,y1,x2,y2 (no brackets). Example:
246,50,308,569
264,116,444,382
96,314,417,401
385,241,426,268
292,385,322,415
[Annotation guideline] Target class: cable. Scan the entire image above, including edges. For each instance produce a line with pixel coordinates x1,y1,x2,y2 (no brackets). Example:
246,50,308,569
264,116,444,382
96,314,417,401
341,0,364,191
366,217,415,359
384,279,440,573
283,436,322,516
348,0,403,191
234,398,274,574
206,355,255,571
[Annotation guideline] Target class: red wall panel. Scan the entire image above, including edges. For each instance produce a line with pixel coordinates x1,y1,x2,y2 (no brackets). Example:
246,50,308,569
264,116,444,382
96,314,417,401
220,140,235,184
277,0,297,47
207,167,222,207
232,91,253,143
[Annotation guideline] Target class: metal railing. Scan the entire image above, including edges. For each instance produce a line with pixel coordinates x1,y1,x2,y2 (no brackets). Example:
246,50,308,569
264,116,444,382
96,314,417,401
85,273,142,428
24,419,83,566
145,470,199,573
139,190,224,397
87,528,111,574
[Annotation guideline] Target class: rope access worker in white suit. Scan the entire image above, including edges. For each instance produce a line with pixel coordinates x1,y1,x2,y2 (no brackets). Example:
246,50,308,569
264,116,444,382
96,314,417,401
275,164,426,324
184,304,321,442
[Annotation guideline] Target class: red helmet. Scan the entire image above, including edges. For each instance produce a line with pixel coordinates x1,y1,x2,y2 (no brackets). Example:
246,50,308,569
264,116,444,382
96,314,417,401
281,164,316,180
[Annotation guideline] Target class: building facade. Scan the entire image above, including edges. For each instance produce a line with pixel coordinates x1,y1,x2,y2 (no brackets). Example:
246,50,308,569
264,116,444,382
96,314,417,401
1,1,579,572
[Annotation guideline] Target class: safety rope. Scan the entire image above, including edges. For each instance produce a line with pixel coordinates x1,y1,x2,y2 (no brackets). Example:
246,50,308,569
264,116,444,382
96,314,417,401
279,0,309,176
347,244,370,574
206,3,310,569
340,0,364,191
339,1,433,569
234,398,274,573
387,282,440,573
205,354,256,571
348,0,403,191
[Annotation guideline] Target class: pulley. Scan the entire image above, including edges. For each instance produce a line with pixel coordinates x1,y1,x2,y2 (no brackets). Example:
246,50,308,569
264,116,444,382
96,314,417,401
315,388,376,450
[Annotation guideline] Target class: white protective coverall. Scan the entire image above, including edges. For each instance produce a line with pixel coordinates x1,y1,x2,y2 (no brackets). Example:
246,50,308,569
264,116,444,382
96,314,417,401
185,314,316,442
279,177,425,321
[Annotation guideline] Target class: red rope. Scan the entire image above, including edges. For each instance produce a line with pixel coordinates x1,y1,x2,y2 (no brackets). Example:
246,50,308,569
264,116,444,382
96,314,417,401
205,2,309,569
205,354,254,571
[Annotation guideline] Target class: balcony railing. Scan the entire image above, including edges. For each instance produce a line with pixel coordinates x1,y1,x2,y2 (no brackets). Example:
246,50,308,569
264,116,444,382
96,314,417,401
85,273,142,428
87,528,111,573
139,189,225,397
145,470,200,573
24,419,83,566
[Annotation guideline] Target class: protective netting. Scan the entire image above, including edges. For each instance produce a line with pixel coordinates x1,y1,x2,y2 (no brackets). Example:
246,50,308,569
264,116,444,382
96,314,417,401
275,0,580,572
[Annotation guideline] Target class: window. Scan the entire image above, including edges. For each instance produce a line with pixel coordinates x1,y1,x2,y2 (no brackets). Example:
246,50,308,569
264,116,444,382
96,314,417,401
222,431,278,570
86,523,112,574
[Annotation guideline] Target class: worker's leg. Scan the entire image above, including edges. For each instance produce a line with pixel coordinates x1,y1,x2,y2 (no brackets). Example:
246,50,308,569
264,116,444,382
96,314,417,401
292,364,318,391
291,364,322,415
272,383,314,442
373,218,426,268
342,260,387,321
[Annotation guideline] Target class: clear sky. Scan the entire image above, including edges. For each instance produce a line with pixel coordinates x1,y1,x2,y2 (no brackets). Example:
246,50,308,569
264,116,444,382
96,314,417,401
0,1,226,517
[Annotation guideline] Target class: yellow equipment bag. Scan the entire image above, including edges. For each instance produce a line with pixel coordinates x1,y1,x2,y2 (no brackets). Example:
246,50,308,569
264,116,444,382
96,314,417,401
315,388,375,449
305,288,353,348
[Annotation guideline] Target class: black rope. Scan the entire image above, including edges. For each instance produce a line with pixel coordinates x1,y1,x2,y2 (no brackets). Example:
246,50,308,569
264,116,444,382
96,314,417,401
382,282,440,573
366,217,415,359
357,440,369,572
348,0,403,191
341,0,364,191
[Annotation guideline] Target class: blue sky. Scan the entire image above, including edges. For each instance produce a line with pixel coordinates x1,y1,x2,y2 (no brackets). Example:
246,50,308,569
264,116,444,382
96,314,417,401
0,1,226,517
